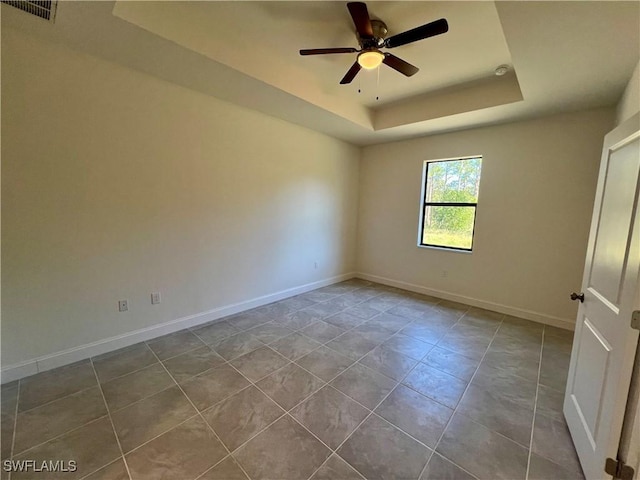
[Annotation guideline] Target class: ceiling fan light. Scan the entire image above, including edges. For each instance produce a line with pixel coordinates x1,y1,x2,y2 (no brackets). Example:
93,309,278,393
358,50,384,70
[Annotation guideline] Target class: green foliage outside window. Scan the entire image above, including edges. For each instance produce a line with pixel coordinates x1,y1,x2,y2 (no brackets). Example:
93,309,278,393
422,157,482,250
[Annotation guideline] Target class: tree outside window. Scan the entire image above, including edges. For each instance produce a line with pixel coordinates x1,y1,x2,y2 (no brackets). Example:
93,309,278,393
419,157,482,251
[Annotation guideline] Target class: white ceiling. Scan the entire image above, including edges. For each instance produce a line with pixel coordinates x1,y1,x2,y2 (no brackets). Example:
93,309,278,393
3,1,639,146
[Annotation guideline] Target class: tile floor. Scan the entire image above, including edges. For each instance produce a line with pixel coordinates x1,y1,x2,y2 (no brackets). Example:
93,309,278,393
0,279,585,480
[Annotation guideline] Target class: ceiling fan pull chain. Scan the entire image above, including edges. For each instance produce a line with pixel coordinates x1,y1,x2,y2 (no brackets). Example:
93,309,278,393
376,65,380,101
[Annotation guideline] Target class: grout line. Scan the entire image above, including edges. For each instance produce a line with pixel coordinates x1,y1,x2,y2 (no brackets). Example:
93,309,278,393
144,348,254,480
303,331,438,480
89,359,133,480
416,314,507,480
526,326,546,480
7,379,20,480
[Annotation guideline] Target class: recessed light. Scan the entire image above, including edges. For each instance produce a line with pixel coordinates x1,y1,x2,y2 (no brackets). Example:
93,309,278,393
495,65,509,76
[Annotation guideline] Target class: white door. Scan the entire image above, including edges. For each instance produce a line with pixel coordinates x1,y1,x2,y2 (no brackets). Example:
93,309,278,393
564,112,640,480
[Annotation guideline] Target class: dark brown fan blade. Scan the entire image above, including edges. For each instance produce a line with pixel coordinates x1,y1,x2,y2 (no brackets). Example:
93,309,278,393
300,48,358,55
340,61,362,84
384,18,448,48
347,2,373,38
383,53,419,77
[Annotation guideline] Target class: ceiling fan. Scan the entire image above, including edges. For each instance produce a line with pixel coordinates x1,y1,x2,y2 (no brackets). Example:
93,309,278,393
300,2,448,84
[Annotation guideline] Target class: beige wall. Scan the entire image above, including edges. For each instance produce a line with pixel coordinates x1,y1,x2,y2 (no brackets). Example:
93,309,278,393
356,108,614,326
616,59,640,126
1,28,360,368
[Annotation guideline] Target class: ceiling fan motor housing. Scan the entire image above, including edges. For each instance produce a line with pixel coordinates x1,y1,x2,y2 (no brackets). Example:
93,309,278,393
358,19,388,48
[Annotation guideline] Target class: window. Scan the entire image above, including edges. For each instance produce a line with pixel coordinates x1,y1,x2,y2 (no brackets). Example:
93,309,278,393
418,156,482,251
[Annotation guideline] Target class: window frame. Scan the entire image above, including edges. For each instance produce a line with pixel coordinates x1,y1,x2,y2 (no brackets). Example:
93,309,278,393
417,155,483,252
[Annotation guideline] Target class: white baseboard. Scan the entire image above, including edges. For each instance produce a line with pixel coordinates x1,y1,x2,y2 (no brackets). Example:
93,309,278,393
356,272,576,331
1,272,356,384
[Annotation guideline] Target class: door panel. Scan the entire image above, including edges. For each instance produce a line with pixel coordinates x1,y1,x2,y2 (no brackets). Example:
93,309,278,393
564,113,640,480
570,317,610,444
589,137,640,306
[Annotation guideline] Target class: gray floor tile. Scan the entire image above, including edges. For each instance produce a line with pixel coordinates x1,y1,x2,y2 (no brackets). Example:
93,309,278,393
101,362,174,412
399,321,450,345
310,454,364,480
291,386,369,449
337,415,430,480
256,363,324,411
359,346,418,380
111,386,196,452
1,412,15,459
296,346,355,382
277,296,318,312
528,453,585,480
344,304,382,320
1,383,19,416
323,312,368,330
14,386,106,454
192,320,242,344
326,332,378,361
226,312,271,332
420,453,477,480
126,416,226,480
83,459,129,480
330,363,396,410
230,347,289,382
276,311,319,330
364,312,413,332
19,361,97,412
539,349,571,391
180,364,251,411
198,456,249,480
472,363,537,409
247,322,293,344
532,413,583,475
437,413,528,480
233,415,331,480
436,330,492,360
300,321,345,343
382,333,434,361
92,343,158,384
270,332,322,360
375,384,452,448
13,417,120,480
202,386,283,451
147,330,205,360
423,347,479,381
481,349,540,382
351,323,396,344
536,384,566,423
162,346,225,382
210,331,264,361
403,363,467,409
457,384,534,447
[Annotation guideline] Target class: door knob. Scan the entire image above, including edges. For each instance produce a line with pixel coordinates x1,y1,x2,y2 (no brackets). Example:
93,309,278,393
570,292,585,303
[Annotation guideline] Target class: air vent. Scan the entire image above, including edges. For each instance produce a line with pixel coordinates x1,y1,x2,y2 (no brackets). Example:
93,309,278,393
1,0,57,21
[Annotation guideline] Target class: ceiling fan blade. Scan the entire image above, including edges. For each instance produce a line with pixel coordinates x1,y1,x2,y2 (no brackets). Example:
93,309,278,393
383,53,419,77
384,18,448,48
340,61,362,84
347,2,374,38
300,48,358,56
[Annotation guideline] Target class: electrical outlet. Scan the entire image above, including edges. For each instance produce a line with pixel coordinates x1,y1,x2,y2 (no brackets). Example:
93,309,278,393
151,292,161,305
441,270,448,278
118,300,129,312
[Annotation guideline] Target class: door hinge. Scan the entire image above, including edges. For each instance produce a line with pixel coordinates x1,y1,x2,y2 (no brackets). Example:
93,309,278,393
605,458,635,480
632,310,640,331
